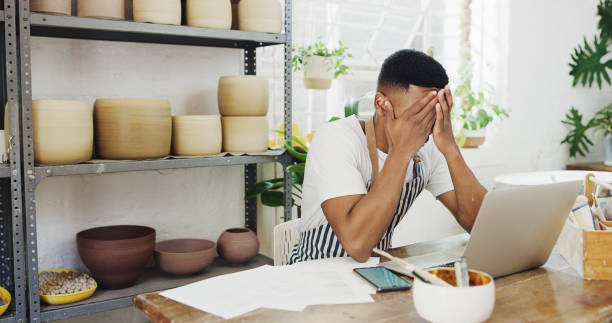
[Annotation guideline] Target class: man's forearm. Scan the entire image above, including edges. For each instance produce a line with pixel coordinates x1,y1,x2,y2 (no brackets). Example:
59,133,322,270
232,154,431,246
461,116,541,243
445,150,487,231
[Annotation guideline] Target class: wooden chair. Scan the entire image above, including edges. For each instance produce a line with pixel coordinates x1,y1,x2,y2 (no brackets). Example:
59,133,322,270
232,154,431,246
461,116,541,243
273,218,300,266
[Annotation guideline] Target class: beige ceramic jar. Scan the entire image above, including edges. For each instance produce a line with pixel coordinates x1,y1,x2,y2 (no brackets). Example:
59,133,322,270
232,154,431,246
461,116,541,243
32,100,93,165
238,0,282,33
172,115,222,156
218,75,269,116
77,0,125,20
133,0,182,25
94,99,172,160
187,0,232,29
221,116,268,153
31,0,71,15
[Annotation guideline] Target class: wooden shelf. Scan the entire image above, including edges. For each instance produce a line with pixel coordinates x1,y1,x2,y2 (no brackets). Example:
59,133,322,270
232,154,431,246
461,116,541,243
566,162,612,172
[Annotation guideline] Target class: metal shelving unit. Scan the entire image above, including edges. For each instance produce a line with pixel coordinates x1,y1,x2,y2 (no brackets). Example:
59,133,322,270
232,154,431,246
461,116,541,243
10,1,294,322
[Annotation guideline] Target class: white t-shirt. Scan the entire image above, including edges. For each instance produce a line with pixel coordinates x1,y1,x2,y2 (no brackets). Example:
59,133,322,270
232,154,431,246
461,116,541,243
299,115,454,232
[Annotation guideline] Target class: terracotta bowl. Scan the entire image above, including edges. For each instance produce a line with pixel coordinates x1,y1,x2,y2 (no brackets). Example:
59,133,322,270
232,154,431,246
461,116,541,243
218,75,269,116
76,225,156,289
217,228,259,265
77,0,125,20
94,98,172,160
31,0,71,15
221,116,269,153
155,239,216,275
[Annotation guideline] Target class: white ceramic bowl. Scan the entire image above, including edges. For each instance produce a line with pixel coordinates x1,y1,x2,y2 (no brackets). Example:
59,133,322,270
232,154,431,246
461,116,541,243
413,268,495,323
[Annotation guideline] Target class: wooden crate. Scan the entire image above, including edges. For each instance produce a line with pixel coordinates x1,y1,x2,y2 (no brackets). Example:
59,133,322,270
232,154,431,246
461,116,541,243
557,220,612,280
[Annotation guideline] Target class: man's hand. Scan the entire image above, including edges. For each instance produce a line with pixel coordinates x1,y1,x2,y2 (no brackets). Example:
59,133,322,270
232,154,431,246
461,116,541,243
433,85,460,157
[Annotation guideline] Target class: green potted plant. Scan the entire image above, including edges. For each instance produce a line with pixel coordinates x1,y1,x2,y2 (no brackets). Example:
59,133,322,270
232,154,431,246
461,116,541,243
561,0,612,164
292,40,352,90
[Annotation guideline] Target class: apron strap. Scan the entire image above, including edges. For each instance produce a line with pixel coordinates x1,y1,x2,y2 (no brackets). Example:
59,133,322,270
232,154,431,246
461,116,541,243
365,116,379,183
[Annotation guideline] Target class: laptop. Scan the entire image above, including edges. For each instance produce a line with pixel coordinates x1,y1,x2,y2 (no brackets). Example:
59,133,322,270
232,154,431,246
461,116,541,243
381,180,582,278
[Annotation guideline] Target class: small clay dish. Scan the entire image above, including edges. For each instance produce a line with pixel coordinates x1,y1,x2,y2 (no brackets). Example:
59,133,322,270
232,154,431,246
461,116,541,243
155,239,216,275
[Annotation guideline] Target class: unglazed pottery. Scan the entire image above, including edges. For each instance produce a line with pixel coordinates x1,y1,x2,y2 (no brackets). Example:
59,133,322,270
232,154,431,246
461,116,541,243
221,117,268,153
133,0,181,25
31,0,71,15
94,98,172,160
172,115,222,156
303,56,334,90
230,0,239,30
155,239,216,275
238,0,282,33
76,225,156,289
31,100,93,165
186,0,232,29
218,75,269,116
217,228,259,265
77,0,125,20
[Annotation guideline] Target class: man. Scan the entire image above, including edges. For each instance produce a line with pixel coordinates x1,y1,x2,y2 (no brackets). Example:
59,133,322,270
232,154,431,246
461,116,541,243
289,49,487,264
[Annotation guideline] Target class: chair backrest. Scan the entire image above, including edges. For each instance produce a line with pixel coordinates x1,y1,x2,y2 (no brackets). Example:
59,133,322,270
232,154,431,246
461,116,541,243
273,218,300,266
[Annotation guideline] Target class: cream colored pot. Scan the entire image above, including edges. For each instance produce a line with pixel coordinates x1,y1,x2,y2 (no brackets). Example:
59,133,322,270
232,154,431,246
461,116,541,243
187,0,232,29
172,115,222,156
133,0,181,25
29,100,94,165
303,56,334,90
94,99,172,160
238,0,281,33
77,0,125,20
222,117,268,153
218,75,269,116
31,0,71,15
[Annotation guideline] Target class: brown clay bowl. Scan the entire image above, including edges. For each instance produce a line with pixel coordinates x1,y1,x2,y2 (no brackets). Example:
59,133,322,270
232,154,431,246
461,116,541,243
217,228,259,265
76,225,155,289
155,239,216,275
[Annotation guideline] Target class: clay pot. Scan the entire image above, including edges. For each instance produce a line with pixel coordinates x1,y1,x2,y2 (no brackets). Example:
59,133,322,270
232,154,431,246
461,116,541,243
186,0,232,29
77,0,125,20
76,225,155,289
461,129,486,148
155,239,216,275
133,0,182,25
218,75,269,116
221,117,268,153
94,98,172,160
230,0,239,30
31,0,71,15
28,100,93,165
303,56,334,90
217,228,259,265
172,115,222,156
238,0,281,33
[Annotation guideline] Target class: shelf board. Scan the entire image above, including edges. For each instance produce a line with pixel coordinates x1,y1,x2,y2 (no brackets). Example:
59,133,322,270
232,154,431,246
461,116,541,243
30,13,286,48
41,255,272,322
35,150,287,178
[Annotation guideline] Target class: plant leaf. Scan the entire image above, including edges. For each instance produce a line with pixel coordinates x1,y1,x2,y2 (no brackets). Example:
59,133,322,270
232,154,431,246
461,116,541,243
561,107,596,157
569,34,611,89
261,191,285,207
245,178,284,199
598,0,612,40
285,140,307,162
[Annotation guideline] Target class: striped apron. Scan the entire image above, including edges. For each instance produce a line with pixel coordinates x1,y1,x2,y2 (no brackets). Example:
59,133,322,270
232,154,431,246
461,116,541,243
288,116,425,264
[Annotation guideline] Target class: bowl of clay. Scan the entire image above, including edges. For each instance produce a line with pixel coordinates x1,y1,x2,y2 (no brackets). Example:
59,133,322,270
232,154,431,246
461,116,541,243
155,239,216,275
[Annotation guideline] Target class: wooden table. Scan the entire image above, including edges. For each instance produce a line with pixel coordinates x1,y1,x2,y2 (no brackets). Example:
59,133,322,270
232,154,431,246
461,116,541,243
566,162,612,172
133,234,612,322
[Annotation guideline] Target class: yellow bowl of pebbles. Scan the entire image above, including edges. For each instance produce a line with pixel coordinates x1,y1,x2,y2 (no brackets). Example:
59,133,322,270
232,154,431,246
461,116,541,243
39,269,97,305
0,286,10,316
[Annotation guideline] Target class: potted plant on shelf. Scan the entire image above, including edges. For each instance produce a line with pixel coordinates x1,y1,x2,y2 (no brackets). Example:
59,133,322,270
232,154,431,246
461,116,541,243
292,40,352,90
561,0,612,164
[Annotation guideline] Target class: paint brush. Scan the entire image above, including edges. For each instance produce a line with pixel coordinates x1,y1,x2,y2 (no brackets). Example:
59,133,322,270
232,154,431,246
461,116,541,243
373,248,453,287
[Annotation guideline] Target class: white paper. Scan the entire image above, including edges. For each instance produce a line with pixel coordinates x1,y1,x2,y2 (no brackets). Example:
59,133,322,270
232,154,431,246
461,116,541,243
160,257,379,319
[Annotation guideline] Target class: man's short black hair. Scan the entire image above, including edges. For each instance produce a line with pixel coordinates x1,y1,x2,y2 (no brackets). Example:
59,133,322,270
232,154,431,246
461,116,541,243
377,49,449,90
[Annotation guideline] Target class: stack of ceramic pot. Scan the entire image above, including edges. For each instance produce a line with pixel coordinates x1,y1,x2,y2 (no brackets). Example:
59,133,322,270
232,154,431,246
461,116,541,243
218,75,269,153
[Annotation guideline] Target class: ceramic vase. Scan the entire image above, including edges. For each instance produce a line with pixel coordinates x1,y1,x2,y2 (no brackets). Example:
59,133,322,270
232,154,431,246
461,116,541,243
303,56,334,90
221,116,268,153
172,115,222,156
133,0,182,25
217,228,259,265
77,0,125,20
94,98,172,160
186,0,232,29
31,0,71,15
218,75,269,116
237,0,281,33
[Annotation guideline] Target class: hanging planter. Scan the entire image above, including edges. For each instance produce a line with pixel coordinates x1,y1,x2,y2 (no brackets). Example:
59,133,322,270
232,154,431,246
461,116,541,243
133,0,181,25
31,0,71,16
293,41,351,90
461,128,486,149
186,0,232,29
237,0,282,33
77,0,125,20
302,56,334,90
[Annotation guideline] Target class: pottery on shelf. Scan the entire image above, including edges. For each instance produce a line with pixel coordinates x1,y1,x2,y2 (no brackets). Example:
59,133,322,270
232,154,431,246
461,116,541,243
217,228,259,265
237,0,282,33
186,0,232,29
76,225,156,289
218,75,269,116
94,98,172,160
77,0,125,20
172,115,222,156
303,56,334,90
31,0,71,15
155,239,217,275
221,117,268,153
133,0,181,25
